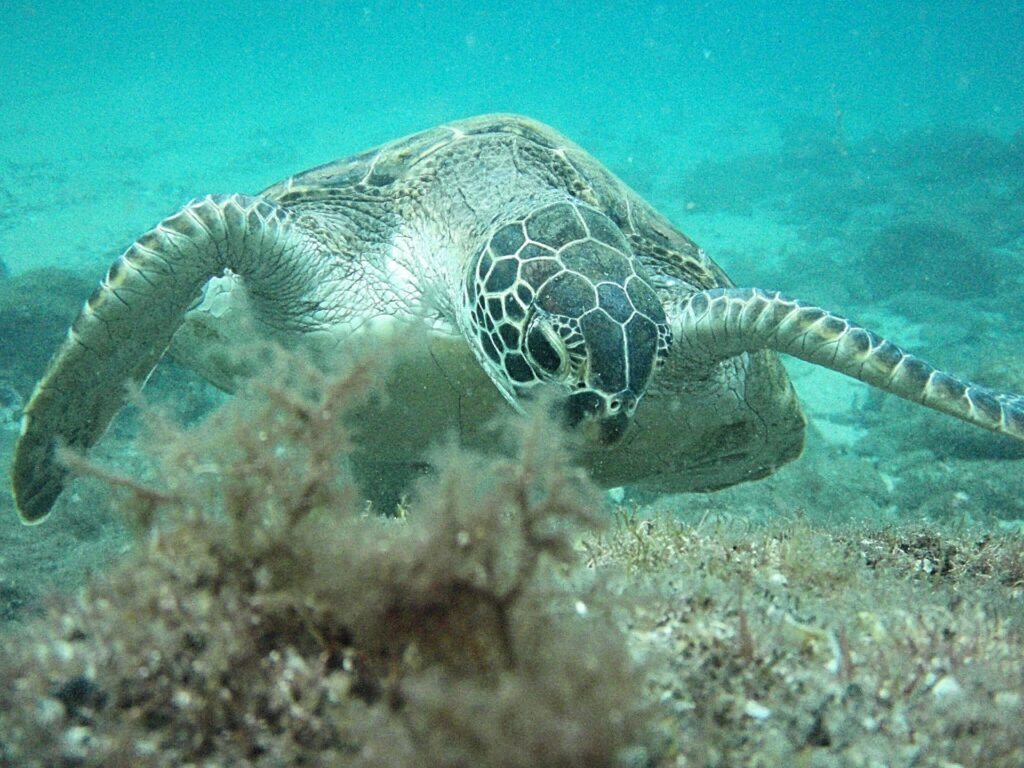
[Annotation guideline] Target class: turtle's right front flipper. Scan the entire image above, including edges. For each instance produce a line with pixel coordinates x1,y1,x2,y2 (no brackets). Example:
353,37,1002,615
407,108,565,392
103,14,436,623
11,194,334,523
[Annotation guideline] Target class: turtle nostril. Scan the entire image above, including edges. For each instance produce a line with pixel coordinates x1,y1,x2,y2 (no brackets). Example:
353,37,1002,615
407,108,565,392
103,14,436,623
607,392,637,416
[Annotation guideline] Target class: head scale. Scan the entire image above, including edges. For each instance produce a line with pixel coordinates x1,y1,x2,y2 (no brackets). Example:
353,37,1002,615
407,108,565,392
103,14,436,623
464,200,671,443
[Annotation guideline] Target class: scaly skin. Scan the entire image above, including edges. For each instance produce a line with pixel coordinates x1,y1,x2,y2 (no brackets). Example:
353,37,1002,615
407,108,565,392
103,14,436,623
670,288,1024,440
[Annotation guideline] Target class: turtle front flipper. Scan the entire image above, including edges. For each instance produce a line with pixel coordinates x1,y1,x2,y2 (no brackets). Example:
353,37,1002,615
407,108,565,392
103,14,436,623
670,287,1024,442
12,194,337,523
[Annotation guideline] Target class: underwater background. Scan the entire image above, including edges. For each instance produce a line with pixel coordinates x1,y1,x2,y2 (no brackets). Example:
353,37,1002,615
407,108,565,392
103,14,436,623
2,1,1022,278
1,2,1023,765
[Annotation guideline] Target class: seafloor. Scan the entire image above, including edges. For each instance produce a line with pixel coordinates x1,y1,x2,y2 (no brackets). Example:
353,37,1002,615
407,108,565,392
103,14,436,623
1,124,1022,765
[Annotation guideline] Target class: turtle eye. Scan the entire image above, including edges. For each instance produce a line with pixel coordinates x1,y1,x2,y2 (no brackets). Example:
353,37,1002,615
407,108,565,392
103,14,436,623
525,319,567,379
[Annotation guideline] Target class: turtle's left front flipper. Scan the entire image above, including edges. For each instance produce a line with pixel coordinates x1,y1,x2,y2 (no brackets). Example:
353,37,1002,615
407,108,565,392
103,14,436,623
670,287,1024,442
11,194,338,524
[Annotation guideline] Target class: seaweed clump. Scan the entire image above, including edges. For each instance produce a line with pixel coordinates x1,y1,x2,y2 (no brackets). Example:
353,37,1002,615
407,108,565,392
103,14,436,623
0,354,652,767
586,511,1024,766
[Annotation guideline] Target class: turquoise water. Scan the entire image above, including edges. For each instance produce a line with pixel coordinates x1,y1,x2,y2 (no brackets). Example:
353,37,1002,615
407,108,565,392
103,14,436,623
2,0,1024,502
1,7,1024,762
1,1,1021,275
2,2,1024,585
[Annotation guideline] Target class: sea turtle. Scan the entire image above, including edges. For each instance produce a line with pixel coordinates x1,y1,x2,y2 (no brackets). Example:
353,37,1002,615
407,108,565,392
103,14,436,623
11,114,1024,523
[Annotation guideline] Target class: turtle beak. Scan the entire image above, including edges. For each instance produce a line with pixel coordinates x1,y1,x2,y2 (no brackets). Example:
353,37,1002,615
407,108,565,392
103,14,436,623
596,411,631,445
561,390,635,445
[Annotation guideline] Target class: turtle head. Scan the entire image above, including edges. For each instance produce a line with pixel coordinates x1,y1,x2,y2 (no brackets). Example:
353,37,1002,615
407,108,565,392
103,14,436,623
464,200,671,444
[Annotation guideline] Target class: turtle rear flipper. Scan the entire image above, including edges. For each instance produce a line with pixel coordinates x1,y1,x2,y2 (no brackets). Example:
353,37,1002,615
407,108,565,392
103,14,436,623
12,194,334,523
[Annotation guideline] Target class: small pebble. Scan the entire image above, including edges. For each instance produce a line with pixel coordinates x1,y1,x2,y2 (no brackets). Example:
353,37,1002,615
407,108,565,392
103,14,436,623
744,699,771,720
931,675,963,702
